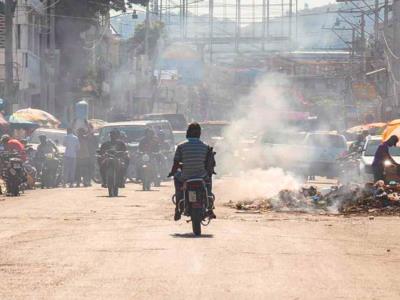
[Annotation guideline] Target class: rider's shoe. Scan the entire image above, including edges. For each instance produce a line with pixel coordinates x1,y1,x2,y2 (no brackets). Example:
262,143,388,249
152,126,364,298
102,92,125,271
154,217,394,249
101,183,107,188
208,210,216,219
174,209,181,221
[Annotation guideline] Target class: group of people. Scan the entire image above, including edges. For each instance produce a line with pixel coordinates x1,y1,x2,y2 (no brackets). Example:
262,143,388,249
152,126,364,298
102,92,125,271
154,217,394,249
62,127,98,187
0,127,98,188
0,122,217,220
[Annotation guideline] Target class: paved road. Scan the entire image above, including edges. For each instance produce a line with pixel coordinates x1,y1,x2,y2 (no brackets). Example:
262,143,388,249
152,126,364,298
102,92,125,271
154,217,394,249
0,179,400,299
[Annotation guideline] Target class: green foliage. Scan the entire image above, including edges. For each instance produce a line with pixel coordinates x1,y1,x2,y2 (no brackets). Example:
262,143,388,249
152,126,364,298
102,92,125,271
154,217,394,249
56,0,136,20
132,21,165,56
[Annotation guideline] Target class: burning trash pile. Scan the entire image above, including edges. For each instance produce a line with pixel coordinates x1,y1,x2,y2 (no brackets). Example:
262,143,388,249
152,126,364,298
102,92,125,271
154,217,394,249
226,181,400,215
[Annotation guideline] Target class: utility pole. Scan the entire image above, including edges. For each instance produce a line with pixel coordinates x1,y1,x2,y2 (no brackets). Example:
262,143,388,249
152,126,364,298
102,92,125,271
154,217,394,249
393,0,400,105
361,12,366,73
145,2,150,58
384,0,389,25
262,0,266,51
209,0,214,63
4,0,13,111
49,0,56,114
235,0,240,53
374,0,379,41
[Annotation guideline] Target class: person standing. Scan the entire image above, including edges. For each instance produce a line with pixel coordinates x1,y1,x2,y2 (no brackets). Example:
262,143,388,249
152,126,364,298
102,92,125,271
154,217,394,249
87,125,98,186
372,135,400,182
76,128,91,187
63,128,80,188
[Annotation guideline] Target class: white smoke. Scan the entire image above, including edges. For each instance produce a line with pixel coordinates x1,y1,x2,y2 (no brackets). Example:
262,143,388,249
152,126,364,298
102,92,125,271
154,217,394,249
217,73,306,202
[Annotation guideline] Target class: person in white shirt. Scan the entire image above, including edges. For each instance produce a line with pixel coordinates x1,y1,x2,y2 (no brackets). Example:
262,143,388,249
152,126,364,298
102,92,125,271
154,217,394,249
63,128,80,187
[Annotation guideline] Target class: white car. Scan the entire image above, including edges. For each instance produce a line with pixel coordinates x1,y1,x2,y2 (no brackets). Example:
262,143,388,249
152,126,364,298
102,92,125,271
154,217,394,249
28,128,67,154
360,136,400,181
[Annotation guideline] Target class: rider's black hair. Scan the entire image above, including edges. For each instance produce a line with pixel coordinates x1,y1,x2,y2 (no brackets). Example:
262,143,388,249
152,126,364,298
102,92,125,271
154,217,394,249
186,122,201,139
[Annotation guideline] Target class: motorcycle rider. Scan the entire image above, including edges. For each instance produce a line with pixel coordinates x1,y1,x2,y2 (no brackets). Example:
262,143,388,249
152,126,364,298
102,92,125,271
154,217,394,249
35,135,59,179
98,129,128,188
139,128,160,153
169,122,216,221
35,135,58,162
1,134,27,161
137,128,160,181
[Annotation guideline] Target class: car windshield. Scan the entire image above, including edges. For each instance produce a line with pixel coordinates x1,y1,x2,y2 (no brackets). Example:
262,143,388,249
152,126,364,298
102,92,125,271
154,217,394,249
306,134,346,148
99,126,147,143
30,130,66,145
364,140,400,156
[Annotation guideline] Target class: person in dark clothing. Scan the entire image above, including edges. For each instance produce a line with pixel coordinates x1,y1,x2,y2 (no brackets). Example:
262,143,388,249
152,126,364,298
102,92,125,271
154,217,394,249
139,128,160,153
98,129,128,188
372,135,399,182
137,129,160,181
34,135,58,172
35,135,58,160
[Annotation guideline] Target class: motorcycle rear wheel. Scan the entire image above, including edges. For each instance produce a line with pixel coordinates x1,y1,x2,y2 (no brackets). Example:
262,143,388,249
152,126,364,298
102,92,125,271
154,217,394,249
191,208,203,236
107,170,117,197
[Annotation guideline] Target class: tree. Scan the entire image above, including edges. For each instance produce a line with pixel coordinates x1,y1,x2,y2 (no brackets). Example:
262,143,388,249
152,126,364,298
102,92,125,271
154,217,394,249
132,21,165,56
54,1,135,96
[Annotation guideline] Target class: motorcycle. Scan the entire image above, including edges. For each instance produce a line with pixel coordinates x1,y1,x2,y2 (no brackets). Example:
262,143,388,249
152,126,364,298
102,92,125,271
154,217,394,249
0,152,27,196
41,153,62,188
173,178,215,236
139,152,160,191
99,150,127,197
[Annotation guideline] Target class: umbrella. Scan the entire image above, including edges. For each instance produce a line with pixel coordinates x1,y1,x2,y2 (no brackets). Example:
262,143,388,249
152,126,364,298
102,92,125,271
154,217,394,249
383,119,400,141
11,108,60,128
347,122,387,134
88,119,107,132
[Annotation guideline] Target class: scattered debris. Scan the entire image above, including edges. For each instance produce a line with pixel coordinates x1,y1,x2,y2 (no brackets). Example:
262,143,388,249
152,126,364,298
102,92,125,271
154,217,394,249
226,181,400,216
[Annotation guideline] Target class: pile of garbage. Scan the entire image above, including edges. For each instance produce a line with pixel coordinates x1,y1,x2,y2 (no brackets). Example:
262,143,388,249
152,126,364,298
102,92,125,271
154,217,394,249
226,180,400,215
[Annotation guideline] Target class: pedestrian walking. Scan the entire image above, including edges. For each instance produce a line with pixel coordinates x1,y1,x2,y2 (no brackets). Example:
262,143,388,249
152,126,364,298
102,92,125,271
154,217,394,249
76,128,91,187
63,128,80,188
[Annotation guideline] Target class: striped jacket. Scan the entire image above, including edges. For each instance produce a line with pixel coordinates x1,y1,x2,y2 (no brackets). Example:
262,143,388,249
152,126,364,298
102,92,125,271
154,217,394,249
174,138,209,179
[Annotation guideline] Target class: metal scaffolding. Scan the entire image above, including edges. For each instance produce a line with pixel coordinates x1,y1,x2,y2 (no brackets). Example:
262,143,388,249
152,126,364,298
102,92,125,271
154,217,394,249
154,0,298,61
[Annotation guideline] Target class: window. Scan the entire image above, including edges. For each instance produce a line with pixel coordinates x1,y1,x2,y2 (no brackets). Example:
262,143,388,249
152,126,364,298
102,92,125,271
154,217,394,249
25,53,28,68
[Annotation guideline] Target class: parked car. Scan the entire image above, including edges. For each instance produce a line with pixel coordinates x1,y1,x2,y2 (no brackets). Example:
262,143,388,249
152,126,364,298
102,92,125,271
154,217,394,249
359,135,400,182
259,130,307,170
28,128,67,154
302,132,348,178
